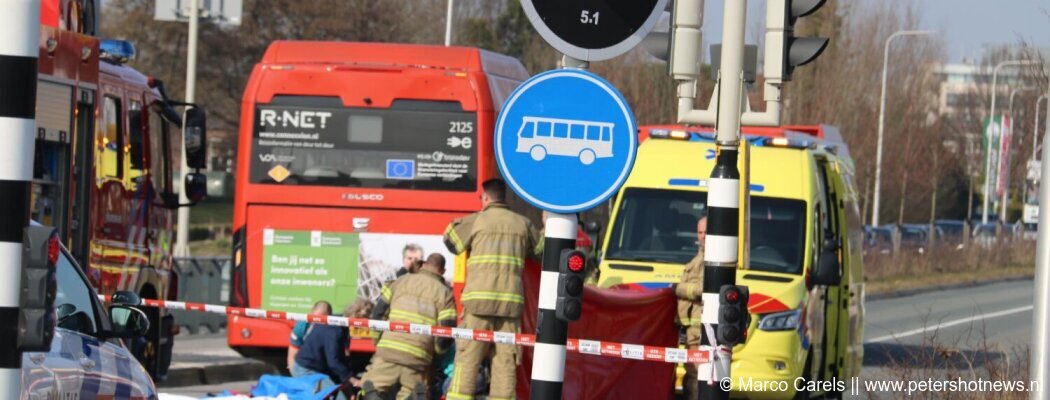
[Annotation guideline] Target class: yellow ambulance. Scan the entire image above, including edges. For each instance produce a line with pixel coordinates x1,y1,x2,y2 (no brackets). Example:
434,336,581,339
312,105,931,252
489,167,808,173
596,125,864,399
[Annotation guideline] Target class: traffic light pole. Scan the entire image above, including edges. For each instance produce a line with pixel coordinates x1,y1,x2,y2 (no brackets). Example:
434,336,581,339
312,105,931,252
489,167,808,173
0,0,40,396
698,1,747,399
530,212,578,400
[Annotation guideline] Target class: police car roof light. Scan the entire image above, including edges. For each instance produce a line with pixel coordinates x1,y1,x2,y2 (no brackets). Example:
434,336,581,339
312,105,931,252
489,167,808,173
100,39,136,64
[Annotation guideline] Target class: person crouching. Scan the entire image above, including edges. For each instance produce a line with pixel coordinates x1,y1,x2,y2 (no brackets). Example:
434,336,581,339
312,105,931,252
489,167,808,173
360,254,456,400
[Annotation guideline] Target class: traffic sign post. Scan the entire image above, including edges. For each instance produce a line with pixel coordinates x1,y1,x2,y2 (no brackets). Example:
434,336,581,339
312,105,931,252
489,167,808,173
496,69,637,213
497,67,636,399
521,0,668,61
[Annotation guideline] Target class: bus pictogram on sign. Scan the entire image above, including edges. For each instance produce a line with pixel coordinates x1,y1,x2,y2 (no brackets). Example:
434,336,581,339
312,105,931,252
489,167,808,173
516,116,614,165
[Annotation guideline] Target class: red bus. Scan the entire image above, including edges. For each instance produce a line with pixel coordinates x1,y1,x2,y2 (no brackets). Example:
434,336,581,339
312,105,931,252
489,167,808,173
32,0,208,379
228,41,529,364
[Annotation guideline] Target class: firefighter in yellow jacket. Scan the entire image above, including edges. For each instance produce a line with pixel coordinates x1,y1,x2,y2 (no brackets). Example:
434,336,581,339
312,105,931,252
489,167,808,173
360,253,456,400
672,216,707,399
443,179,540,400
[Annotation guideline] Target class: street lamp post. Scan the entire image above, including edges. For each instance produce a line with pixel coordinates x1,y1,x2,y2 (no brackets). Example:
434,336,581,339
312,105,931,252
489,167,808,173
872,29,934,227
444,0,454,46
982,59,1040,224
174,0,200,257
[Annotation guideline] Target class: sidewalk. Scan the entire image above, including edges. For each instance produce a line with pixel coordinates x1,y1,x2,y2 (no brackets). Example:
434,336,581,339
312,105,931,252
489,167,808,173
162,332,278,388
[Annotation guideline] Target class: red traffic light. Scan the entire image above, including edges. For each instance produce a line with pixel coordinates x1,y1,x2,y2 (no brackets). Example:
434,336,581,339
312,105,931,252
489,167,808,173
567,254,585,273
725,289,739,303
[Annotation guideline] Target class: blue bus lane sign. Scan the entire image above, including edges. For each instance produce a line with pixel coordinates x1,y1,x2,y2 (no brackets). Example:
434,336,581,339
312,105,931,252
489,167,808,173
495,69,637,213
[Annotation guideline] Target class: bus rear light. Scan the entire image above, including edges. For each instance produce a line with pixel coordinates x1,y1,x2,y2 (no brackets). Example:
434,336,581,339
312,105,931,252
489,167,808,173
47,234,60,265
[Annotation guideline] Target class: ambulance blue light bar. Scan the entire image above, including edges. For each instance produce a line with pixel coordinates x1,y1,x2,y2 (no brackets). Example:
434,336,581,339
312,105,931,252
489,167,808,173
760,137,816,150
100,39,136,64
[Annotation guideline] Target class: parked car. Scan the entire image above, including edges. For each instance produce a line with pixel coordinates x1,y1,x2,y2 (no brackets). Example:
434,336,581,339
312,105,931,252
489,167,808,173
972,222,999,248
899,224,935,253
865,225,895,255
934,220,966,248
20,224,157,399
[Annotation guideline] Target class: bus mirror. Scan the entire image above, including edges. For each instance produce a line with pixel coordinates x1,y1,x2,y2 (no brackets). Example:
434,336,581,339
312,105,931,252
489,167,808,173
184,173,207,204
183,107,207,170
157,173,207,209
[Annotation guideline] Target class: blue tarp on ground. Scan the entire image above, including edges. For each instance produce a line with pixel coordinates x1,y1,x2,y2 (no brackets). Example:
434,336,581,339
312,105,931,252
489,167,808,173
251,374,342,400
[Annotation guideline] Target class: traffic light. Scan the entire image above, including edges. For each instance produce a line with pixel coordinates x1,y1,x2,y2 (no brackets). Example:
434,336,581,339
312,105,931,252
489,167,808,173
716,284,750,346
768,0,829,81
556,249,587,322
19,226,60,352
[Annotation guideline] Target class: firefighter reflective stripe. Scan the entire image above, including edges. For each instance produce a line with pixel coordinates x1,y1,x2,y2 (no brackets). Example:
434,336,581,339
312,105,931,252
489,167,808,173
466,254,524,268
438,307,456,321
446,392,472,400
680,317,702,326
444,224,466,254
381,286,393,302
461,291,524,304
377,338,428,360
389,309,436,325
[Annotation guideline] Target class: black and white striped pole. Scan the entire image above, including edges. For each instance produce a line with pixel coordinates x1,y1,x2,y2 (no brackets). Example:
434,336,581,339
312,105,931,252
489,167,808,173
698,1,746,399
530,212,579,400
0,0,40,396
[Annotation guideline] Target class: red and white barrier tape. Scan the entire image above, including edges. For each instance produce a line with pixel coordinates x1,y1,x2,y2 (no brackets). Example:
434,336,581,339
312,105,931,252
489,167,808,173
99,295,712,365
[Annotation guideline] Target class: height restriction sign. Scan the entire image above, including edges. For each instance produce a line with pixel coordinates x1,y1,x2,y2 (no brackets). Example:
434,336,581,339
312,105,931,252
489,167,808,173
522,0,668,61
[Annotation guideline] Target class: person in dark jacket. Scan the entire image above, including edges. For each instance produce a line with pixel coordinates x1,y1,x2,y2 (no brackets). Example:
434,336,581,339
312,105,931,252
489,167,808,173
293,308,354,399
287,300,333,373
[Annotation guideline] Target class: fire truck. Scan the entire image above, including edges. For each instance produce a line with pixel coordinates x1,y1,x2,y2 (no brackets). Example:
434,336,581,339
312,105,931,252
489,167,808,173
32,0,208,379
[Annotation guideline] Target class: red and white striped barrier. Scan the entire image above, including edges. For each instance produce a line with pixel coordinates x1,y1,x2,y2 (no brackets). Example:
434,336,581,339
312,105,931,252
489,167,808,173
99,295,712,365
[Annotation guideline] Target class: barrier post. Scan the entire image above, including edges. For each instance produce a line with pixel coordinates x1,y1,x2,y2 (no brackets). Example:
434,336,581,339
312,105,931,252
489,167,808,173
530,212,578,399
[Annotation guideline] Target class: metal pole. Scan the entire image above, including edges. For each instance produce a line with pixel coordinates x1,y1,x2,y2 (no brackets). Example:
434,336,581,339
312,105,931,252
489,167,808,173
0,1,39,396
528,54,585,400
174,0,200,257
699,2,746,400
444,0,454,46
529,212,577,400
984,60,1038,224
872,30,933,227
1030,91,1050,399
1003,88,1035,223
1035,95,1047,163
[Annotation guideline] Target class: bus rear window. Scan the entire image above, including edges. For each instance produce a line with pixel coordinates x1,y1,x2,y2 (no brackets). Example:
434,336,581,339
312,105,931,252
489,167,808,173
250,97,477,191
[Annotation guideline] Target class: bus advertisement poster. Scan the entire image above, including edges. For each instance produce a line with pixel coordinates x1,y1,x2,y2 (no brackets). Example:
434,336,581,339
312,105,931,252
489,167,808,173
357,233,457,302
261,228,456,313
261,229,359,314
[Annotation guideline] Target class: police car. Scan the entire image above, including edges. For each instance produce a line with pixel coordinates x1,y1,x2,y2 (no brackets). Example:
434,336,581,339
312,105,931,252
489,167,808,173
20,224,157,399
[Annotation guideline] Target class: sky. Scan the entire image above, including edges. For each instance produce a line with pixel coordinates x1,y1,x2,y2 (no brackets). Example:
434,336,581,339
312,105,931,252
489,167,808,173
700,0,1050,64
